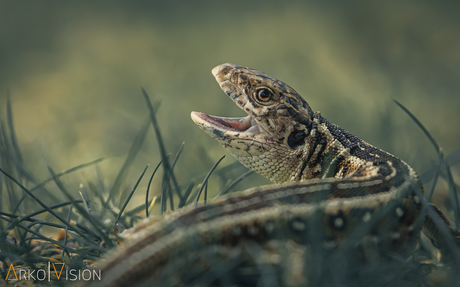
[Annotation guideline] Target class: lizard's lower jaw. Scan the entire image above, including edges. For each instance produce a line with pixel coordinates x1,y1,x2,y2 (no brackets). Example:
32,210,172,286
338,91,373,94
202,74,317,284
191,112,260,139
191,111,270,157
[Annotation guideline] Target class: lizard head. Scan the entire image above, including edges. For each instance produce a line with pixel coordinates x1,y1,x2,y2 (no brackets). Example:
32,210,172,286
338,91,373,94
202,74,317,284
191,63,315,182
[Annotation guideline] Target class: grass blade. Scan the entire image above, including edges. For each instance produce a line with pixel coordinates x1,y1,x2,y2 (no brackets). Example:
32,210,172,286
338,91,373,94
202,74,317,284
393,99,439,151
142,88,182,198
0,201,83,231
204,181,208,205
0,215,98,256
194,155,225,207
178,180,196,208
169,142,185,200
12,157,104,214
409,150,444,249
6,96,25,175
47,167,113,248
216,170,254,198
0,167,103,249
114,165,149,228
160,156,169,214
160,143,185,212
62,202,73,258
442,158,460,228
106,118,150,205
394,99,460,226
145,160,163,217
420,148,460,184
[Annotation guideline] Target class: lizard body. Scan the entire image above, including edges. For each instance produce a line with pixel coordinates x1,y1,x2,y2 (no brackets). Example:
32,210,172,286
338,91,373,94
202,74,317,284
79,63,459,287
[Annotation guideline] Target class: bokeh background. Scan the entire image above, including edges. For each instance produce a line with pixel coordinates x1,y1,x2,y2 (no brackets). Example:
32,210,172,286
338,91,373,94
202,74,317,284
1,0,459,210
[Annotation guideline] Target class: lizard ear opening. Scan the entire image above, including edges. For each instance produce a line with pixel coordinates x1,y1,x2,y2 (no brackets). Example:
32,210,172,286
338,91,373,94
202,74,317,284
288,130,306,149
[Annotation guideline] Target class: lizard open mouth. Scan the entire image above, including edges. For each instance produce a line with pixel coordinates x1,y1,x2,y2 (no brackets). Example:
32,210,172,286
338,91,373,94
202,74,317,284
191,63,263,139
191,112,260,136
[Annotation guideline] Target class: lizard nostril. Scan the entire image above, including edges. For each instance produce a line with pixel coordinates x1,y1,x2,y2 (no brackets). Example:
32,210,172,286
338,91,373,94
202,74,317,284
212,63,239,78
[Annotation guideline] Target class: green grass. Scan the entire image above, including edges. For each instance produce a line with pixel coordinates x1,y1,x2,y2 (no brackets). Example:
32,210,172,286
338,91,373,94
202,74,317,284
0,90,252,285
0,92,459,286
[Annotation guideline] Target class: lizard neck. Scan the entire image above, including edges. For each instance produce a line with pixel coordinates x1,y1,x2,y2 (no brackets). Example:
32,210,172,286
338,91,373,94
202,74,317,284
231,111,407,185
266,112,406,184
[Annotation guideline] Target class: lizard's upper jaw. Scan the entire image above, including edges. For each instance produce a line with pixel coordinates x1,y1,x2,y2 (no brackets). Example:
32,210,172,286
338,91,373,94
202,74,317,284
190,112,260,140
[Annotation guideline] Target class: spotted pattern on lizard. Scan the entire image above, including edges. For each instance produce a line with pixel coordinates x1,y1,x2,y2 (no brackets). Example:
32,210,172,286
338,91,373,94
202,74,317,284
79,63,460,287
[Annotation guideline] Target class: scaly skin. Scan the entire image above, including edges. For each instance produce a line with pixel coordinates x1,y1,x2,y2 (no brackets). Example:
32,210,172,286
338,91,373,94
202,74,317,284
78,63,459,287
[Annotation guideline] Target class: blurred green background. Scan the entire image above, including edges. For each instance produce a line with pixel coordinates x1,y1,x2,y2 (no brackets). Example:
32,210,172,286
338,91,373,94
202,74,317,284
1,0,459,208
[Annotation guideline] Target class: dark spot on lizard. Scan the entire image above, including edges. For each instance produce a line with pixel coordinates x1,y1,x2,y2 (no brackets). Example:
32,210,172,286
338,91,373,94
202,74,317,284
285,97,299,110
311,137,327,166
245,143,252,152
332,154,347,175
394,205,411,224
301,99,310,109
288,130,306,149
287,107,312,128
275,104,287,110
340,161,350,176
211,128,225,137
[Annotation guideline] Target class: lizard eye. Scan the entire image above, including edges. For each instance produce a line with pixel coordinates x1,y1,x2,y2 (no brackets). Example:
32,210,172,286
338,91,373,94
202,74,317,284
256,88,274,103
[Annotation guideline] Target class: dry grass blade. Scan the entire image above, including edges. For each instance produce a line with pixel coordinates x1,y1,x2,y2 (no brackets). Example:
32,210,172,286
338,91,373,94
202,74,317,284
48,167,113,248
0,167,102,250
62,202,73,258
0,214,89,257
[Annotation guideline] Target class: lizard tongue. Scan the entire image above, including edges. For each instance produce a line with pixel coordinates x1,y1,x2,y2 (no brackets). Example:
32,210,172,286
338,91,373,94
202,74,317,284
210,117,236,129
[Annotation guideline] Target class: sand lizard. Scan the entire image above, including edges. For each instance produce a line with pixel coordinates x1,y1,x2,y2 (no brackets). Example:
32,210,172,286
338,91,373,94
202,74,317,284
80,63,460,287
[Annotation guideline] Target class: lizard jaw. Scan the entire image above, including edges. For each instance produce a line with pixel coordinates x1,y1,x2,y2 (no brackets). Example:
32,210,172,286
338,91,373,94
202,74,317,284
190,112,260,139
191,63,265,141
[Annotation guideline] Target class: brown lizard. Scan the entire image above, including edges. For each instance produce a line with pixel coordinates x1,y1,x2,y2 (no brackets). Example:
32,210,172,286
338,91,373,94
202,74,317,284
79,63,460,287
